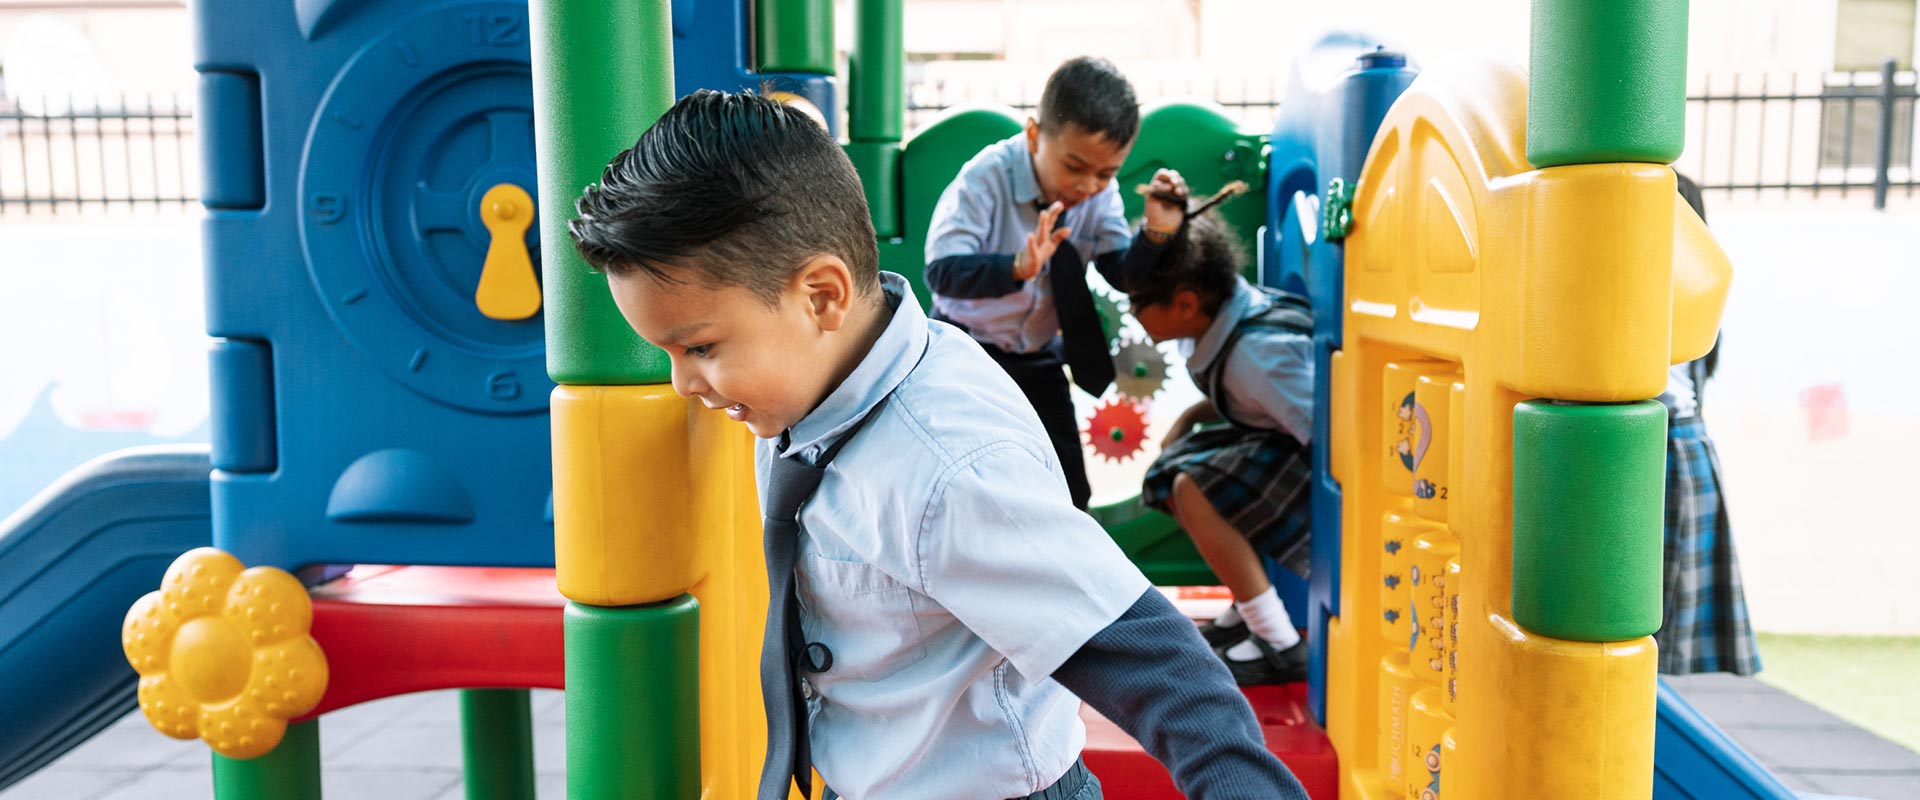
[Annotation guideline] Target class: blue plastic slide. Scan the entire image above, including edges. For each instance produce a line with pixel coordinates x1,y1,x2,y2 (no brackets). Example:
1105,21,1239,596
0,446,210,791
1655,678,1800,799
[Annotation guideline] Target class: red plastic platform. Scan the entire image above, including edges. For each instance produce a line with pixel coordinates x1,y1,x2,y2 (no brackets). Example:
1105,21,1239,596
300,565,566,719
1082,681,1339,798
300,566,1338,797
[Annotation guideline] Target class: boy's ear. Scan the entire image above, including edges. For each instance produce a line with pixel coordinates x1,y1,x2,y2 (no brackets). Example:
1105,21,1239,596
793,253,855,331
1025,118,1041,151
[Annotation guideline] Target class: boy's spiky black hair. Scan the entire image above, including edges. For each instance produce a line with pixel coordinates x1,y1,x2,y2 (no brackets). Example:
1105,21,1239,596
569,89,879,303
1038,57,1140,145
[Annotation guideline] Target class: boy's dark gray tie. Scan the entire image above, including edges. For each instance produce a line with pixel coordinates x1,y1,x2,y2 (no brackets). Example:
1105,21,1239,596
756,406,884,800
1047,223,1116,396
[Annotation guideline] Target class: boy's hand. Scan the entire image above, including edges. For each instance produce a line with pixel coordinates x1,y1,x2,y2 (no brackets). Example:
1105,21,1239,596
1142,169,1188,238
1014,201,1072,281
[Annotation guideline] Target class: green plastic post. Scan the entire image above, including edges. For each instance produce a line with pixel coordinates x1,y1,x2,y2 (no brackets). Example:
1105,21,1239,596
846,140,901,238
211,719,322,800
1527,0,1690,167
529,0,675,385
460,689,536,800
756,0,834,74
848,0,904,143
566,597,701,800
1511,400,1667,642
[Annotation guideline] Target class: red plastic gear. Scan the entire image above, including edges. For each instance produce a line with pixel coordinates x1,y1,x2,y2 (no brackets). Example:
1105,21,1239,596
1086,399,1150,462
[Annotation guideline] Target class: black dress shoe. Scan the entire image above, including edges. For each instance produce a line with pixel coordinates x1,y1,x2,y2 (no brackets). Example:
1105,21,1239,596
1214,637,1310,686
1197,618,1249,648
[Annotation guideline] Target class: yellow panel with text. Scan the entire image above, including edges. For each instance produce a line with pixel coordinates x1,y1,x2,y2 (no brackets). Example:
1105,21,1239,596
1325,58,1731,800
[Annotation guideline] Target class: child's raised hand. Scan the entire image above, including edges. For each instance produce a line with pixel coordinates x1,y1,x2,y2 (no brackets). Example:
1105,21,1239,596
1015,201,1072,281
1143,168,1189,235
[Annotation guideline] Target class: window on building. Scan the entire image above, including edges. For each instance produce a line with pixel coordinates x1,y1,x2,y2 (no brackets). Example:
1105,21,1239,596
1819,0,1915,171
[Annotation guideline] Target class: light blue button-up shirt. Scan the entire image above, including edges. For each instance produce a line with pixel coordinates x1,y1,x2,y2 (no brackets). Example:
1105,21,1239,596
1183,277,1316,443
758,273,1151,799
925,134,1133,354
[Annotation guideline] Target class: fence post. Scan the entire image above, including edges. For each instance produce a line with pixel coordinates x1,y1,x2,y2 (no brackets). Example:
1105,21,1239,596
1874,57,1897,210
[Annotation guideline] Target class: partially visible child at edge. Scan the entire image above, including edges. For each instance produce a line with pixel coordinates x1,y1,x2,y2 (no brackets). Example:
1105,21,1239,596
569,90,1307,800
1658,173,1760,676
1123,175,1317,686
924,56,1147,510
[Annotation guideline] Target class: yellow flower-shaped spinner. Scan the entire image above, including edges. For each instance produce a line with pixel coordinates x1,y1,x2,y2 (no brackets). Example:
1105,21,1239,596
122,547,329,760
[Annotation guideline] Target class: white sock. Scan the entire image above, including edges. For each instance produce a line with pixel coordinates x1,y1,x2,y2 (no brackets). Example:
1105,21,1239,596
1212,603,1242,628
1225,586,1300,660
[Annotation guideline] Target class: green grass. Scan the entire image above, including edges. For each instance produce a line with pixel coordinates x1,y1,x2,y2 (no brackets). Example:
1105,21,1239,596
1754,633,1920,753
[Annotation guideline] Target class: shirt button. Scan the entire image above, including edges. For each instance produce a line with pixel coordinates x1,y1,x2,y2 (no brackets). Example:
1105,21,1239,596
799,678,814,700
804,446,822,461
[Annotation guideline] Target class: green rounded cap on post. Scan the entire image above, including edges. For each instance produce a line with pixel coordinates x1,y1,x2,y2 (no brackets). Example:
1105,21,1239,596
531,0,675,385
565,596,701,799
758,0,835,75
1511,399,1667,642
1527,0,1690,167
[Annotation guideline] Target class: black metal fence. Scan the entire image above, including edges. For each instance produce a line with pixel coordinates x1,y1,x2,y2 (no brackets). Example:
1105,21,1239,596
0,93,197,214
905,74,1287,132
3,64,1915,214
1680,59,1917,209
908,62,1920,210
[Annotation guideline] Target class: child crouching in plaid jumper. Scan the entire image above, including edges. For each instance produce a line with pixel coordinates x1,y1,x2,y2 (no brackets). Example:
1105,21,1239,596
1124,172,1314,686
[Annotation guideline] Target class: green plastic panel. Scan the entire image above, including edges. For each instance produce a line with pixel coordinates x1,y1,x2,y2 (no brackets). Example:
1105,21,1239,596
1093,499,1217,586
845,141,901,238
461,689,536,800
1512,400,1668,642
1527,0,1690,167
531,0,674,385
211,720,321,800
848,0,904,142
565,597,700,800
755,0,834,75
1119,102,1269,278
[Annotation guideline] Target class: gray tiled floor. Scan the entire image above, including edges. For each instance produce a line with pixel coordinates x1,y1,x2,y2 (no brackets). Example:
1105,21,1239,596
0,690,563,800
5,679,1916,799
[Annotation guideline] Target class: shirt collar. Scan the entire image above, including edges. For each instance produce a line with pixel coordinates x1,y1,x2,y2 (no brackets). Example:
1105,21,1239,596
1186,276,1262,374
780,272,929,460
1004,134,1044,206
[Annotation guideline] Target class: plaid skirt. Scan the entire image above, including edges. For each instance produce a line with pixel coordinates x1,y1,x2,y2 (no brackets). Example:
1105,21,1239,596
1655,418,1762,676
1142,425,1312,579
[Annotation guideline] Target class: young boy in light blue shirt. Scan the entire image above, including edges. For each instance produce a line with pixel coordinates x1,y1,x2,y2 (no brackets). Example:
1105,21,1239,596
570,90,1306,800
924,56,1144,510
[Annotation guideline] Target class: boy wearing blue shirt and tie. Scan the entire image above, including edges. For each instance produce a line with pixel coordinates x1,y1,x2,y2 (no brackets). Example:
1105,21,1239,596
570,90,1306,800
924,56,1144,510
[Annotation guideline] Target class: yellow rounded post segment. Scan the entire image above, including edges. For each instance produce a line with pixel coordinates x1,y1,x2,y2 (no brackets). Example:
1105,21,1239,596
1325,59,1731,799
475,182,543,321
549,384,770,797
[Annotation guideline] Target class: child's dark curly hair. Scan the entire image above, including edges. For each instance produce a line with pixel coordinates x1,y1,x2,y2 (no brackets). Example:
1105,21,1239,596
1124,212,1245,316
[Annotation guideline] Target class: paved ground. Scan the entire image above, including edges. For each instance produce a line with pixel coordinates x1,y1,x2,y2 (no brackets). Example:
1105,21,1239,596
4,675,1916,799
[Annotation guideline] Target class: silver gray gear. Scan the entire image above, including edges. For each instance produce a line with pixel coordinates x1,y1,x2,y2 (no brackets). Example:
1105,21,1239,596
1112,338,1168,401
